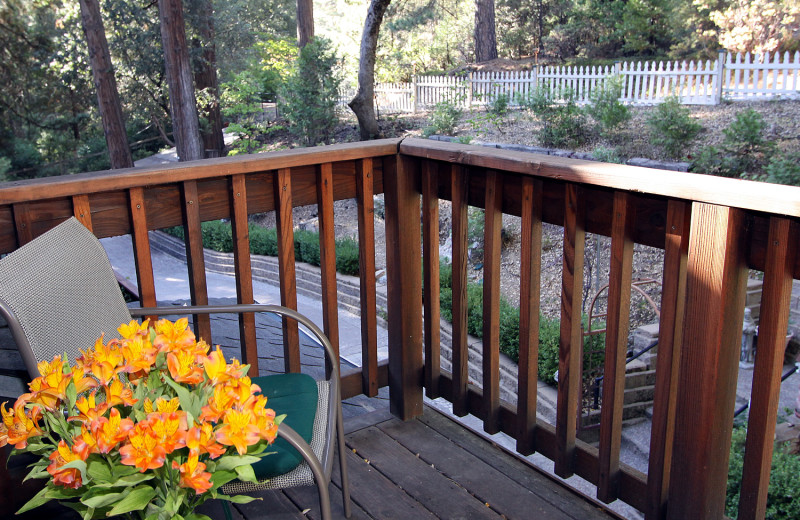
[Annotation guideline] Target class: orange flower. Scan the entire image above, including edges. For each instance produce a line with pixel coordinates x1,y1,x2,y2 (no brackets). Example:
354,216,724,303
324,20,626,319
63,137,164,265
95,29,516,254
143,396,181,415
118,319,150,339
149,412,186,453
223,375,260,407
120,335,158,380
23,356,70,411
0,401,42,449
203,347,230,385
72,424,99,460
167,348,204,385
154,318,196,352
173,454,213,494
199,385,234,423
92,408,134,454
185,423,226,459
249,395,279,443
105,378,137,408
216,409,261,455
47,440,84,489
119,421,167,472
69,391,108,426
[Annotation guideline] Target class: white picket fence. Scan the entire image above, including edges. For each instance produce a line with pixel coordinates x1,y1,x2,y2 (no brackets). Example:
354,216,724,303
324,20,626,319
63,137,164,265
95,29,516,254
362,51,800,113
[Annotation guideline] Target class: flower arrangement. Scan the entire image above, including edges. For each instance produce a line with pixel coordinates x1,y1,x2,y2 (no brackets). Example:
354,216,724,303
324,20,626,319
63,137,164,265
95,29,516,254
0,318,282,519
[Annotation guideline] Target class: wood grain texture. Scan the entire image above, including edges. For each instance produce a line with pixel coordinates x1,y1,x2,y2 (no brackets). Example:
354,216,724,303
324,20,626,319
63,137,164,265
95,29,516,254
12,204,33,246
667,204,748,520
422,160,441,399
228,174,258,377
738,218,798,519
127,187,157,309
71,195,93,231
399,137,800,218
482,170,503,434
383,155,423,420
317,163,341,375
355,159,378,396
597,191,635,503
274,168,300,373
181,180,212,342
555,183,586,479
450,164,470,417
516,176,543,455
646,200,690,520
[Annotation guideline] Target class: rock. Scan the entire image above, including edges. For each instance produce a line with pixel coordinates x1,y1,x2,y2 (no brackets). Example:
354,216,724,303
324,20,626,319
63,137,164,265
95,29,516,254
626,157,690,172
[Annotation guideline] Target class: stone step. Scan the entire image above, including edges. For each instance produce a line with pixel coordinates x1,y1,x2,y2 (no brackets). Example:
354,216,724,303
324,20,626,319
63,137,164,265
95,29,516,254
625,369,657,389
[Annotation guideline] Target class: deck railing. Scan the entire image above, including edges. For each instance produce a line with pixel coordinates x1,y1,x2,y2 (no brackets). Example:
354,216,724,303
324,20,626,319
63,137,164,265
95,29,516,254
2,137,799,520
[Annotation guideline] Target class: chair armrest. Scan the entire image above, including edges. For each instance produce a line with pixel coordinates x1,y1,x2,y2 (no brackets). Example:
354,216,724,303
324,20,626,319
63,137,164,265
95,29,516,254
129,304,339,383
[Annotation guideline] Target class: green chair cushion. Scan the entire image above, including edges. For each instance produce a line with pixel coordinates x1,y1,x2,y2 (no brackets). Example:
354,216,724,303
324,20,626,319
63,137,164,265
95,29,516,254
249,372,318,479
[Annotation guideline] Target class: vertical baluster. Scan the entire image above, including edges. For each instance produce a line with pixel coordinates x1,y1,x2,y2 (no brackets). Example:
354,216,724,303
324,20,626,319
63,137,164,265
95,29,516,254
72,195,93,231
318,162,342,375
516,176,543,455
128,187,157,310
482,170,503,435
646,201,690,520
274,168,300,373
738,218,798,519
11,204,32,246
597,191,635,503
555,184,586,478
356,159,379,396
422,160,441,399
229,174,258,376
451,164,470,417
181,180,211,342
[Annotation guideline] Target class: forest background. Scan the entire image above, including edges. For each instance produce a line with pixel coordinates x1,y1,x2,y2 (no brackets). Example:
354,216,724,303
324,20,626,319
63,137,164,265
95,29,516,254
1,0,798,180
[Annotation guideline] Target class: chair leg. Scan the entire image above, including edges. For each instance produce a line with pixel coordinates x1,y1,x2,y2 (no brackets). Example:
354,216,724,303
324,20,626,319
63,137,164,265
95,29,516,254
337,406,352,518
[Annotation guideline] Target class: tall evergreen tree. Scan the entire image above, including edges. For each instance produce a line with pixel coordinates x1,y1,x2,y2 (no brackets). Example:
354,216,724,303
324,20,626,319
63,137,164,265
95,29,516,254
188,0,225,157
350,0,392,139
474,0,498,62
296,0,314,47
78,0,133,169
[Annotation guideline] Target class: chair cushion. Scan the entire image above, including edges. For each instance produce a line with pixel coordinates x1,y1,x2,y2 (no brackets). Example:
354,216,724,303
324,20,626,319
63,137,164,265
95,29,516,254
249,372,318,479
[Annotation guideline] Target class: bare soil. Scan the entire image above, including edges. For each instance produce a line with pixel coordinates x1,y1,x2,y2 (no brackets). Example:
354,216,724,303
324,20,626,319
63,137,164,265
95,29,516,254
250,100,800,328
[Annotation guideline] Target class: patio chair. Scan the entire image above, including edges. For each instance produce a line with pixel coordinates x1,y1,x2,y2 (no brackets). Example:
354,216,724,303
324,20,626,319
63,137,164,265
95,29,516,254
0,217,351,520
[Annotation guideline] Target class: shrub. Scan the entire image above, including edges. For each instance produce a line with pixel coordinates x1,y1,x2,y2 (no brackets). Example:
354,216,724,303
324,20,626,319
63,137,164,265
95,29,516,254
647,96,702,159
488,93,510,117
692,108,774,178
426,99,463,136
294,229,320,266
249,225,279,256
727,426,800,519
765,151,800,186
592,146,624,164
519,86,589,149
278,37,341,146
335,237,360,276
585,75,630,137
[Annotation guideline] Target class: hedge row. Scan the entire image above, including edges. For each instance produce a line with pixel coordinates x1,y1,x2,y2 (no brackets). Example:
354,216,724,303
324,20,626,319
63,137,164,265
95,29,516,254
164,220,360,276
437,260,604,385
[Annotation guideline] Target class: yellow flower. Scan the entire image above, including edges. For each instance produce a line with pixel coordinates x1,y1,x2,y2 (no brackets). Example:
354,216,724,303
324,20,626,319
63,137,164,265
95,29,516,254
120,335,158,381
173,454,213,494
186,422,226,459
70,391,108,426
117,319,150,339
167,349,204,385
144,396,181,414
216,409,261,455
203,347,230,384
199,385,234,423
154,318,195,352
92,408,134,454
120,420,167,472
105,377,137,408
149,412,186,453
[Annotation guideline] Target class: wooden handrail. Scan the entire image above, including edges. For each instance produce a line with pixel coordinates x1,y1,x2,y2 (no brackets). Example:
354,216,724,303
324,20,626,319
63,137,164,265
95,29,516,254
2,137,799,519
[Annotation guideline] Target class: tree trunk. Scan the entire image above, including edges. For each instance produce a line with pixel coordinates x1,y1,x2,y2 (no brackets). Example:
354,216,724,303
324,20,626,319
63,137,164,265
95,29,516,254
78,0,133,169
296,0,314,48
189,0,225,157
474,0,498,63
158,0,204,161
349,0,391,140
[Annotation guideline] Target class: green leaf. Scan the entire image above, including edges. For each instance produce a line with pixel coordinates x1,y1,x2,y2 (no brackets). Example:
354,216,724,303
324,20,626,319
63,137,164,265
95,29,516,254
209,469,238,489
234,464,257,483
184,514,213,520
162,374,202,420
16,485,52,514
66,379,77,408
219,493,261,504
22,467,50,482
80,489,125,509
214,455,261,472
86,457,113,482
60,459,88,484
107,485,157,516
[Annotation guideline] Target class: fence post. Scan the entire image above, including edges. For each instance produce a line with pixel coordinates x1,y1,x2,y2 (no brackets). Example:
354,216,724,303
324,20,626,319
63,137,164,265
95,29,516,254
466,71,473,109
715,50,726,105
412,75,418,113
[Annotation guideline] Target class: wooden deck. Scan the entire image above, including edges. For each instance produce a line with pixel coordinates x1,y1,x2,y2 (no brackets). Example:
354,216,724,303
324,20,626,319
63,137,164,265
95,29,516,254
2,400,621,520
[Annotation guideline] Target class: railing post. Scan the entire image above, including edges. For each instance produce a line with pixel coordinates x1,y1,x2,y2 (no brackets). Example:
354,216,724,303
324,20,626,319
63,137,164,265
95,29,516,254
412,75,419,113
667,203,748,520
384,154,423,420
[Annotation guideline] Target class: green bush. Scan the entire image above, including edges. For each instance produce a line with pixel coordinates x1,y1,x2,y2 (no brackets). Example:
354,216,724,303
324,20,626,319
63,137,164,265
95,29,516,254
592,146,624,164
335,237,360,276
488,93,510,117
765,151,800,186
727,426,800,519
249,226,279,256
692,108,774,178
294,229,320,266
278,37,341,146
647,96,702,160
425,99,463,136
585,75,630,137
519,86,589,149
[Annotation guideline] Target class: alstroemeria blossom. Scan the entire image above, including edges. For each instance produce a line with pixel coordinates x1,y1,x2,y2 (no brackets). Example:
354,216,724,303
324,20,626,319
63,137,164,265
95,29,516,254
120,421,167,472
174,454,213,494
47,440,84,489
